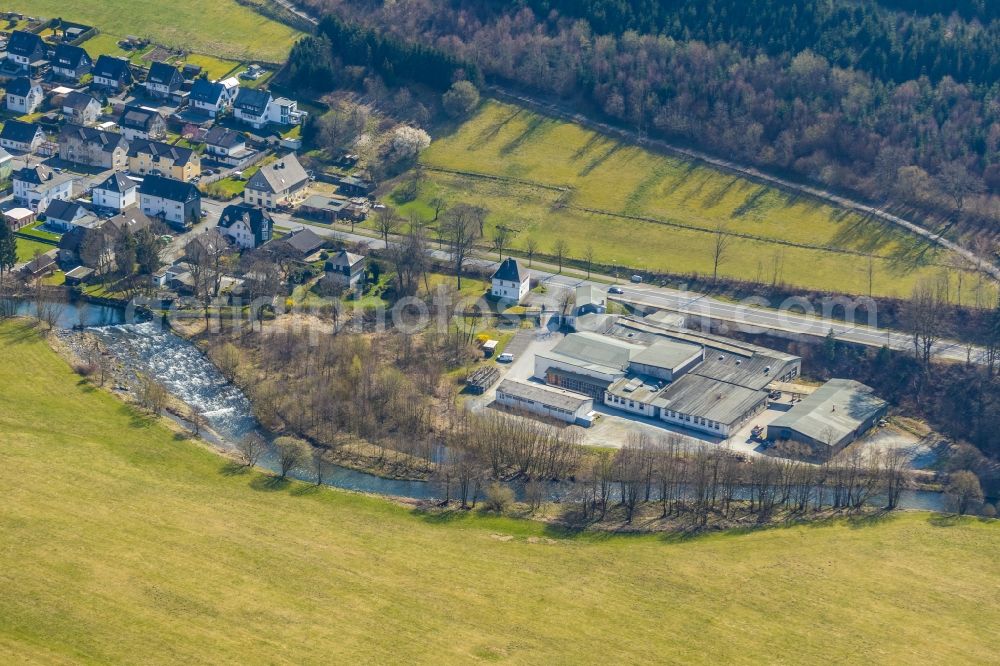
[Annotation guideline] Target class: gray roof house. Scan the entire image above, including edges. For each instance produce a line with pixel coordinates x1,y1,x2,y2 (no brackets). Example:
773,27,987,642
59,124,129,170
62,91,103,125
118,105,166,140
244,154,309,209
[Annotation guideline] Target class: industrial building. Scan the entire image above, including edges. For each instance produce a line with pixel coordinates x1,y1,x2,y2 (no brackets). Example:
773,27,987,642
495,379,595,427
767,379,888,458
533,314,801,437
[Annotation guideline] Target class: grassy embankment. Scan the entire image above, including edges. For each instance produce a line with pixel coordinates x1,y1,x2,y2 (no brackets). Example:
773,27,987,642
394,101,993,303
1,319,999,662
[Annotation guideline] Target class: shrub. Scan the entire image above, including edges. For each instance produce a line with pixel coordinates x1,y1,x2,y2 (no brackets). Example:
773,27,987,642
483,483,514,513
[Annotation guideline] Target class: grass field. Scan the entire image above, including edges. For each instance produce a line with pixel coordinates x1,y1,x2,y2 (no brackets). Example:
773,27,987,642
1,320,999,662
15,237,55,263
399,101,990,301
10,0,300,62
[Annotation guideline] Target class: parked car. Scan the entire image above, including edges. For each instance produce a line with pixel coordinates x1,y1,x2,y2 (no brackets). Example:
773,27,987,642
630,275,643,283
608,286,624,294
497,352,514,363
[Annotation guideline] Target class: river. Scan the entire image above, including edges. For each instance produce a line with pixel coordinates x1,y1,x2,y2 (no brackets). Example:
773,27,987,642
30,300,946,510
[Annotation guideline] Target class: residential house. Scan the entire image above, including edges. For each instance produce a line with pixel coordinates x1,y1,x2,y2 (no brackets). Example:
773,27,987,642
217,203,273,249
139,174,201,229
59,124,129,170
92,55,133,91
144,62,184,98
13,165,74,212
220,77,240,104
244,154,309,209
6,77,43,114
233,88,271,129
327,249,366,288
0,147,12,180
188,78,227,117
490,258,530,303
266,97,305,125
59,210,154,270
202,126,247,162
43,199,99,232
128,139,201,181
271,227,324,260
0,119,44,152
92,171,138,212
51,44,93,81
118,105,166,141
62,91,102,125
5,30,47,73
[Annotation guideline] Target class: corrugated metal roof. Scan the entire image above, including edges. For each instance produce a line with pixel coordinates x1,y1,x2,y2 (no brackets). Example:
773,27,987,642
769,379,887,445
497,379,592,412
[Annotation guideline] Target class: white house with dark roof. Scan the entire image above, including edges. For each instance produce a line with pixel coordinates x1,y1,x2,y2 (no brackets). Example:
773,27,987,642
92,55,133,91
243,154,309,209
202,126,248,162
43,199,99,232
6,77,43,114
188,78,228,117
0,120,45,153
5,31,47,72
118,105,166,141
233,88,272,129
92,172,138,212
13,165,74,212
491,258,530,302
62,91,102,125
51,44,93,81
217,203,273,249
144,62,184,98
139,174,201,229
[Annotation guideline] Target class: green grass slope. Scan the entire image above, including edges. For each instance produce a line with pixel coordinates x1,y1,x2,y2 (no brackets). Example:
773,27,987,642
7,0,299,62
0,320,998,663
401,101,990,301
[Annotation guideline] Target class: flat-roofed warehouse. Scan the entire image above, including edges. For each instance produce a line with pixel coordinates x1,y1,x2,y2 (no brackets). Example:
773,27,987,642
533,315,802,437
495,379,595,427
767,379,888,458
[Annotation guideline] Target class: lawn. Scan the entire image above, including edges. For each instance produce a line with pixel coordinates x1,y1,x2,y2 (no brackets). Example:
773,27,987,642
401,101,990,302
14,0,300,62
1,320,999,662
15,237,55,263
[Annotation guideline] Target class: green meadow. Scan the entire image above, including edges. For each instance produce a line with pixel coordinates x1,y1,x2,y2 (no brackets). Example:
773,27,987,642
8,0,300,62
0,320,998,662
398,101,989,301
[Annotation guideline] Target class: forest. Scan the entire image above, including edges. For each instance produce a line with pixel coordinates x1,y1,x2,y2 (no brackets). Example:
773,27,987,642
293,0,1000,230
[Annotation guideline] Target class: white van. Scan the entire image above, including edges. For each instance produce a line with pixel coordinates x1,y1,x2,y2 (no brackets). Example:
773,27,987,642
497,352,514,363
